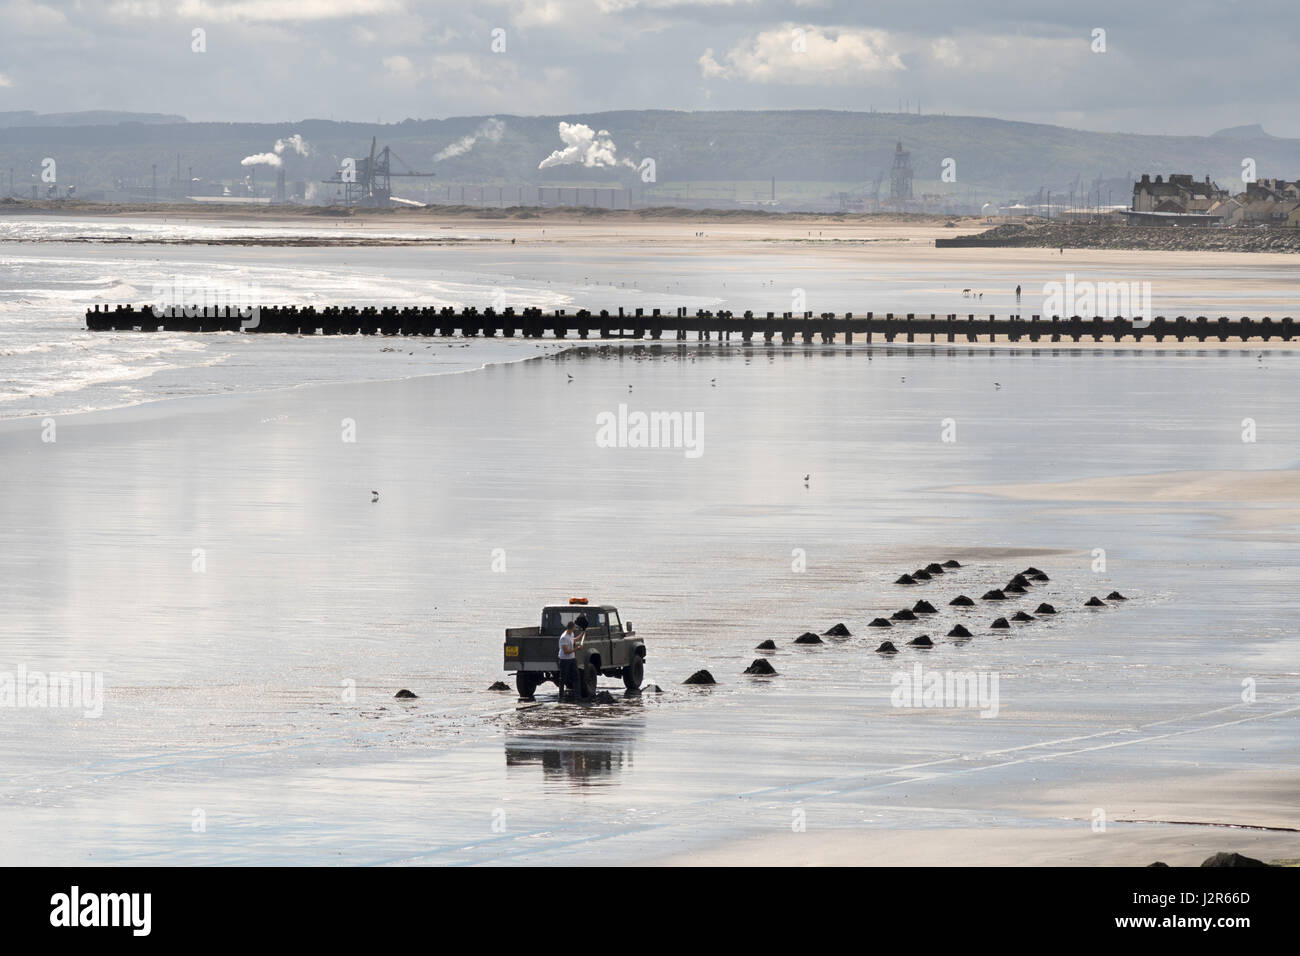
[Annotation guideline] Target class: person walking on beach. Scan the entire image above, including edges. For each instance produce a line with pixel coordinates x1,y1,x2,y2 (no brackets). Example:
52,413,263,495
558,621,582,699
1015,284,1021,303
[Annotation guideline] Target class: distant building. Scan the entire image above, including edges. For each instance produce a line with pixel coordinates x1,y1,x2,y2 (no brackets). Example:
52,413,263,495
1131,174,1227,214
889,141,913,202
1245,178,1300,203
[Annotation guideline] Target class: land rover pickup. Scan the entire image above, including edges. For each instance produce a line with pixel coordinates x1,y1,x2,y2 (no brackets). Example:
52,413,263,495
503,599,646,699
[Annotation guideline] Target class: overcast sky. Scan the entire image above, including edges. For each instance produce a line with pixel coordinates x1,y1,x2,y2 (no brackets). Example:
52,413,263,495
0,0,1295,137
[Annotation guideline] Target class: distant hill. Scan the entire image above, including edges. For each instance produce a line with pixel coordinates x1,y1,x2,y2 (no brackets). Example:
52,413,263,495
1210,124,1276,141
0,110,187,129
1,110,1296,205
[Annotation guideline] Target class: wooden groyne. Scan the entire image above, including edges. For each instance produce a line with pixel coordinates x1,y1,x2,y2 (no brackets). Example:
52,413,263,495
84,305,1297,344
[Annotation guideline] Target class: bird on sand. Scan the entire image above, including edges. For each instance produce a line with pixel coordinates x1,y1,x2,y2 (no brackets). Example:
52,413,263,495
371,490,379,502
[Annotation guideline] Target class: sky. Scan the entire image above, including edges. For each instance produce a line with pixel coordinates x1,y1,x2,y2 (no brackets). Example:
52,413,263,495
0,0,1296,137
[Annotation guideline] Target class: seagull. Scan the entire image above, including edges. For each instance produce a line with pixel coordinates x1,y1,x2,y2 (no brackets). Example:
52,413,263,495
371,490,380,502
803,474,810,482
994,382,1002,389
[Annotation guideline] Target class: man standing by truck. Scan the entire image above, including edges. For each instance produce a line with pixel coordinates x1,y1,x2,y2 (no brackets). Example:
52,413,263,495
558,621,582,699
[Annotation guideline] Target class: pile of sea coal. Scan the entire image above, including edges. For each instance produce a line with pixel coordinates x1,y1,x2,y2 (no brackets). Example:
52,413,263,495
683,670,716,685
794,632,824,644
908,635,934,647
947,624,972,638
488,681,511,691
991,617,1010,629
823,623,852,636
950,595,975,606
755,639,777,650
913,600,937,614
890,609,917,621
744,658,778,675
875,641,898,654
868,617,893,628
394,689,418,699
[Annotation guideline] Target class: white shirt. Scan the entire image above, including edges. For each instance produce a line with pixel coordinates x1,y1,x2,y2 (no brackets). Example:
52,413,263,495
558,630,576,660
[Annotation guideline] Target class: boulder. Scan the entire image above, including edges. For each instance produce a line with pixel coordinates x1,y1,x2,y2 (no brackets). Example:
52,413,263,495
895,574,917,585
1084,596,1107,607
912,600,937,614
890,609,918,621
942,560,962,568
908,635,934,647
683,670,716,685
394,689,418,699
1022,566,1043,576
1201,852,1268,868
991,617,1011,629
868,617,893,628
982,589,1008,601
823,623,852,636
1035,603,1057,614
488,681,511,691
1008,574,1032,588
1011,611,1035,622
794,632,824,644
744,658,778,675
1004,583,1027,594
1106,591,1128,601
875,641,898,653
949,595,975,606
947,624,973,638
755,639,777,650
925,563,946,574
911,569,932,580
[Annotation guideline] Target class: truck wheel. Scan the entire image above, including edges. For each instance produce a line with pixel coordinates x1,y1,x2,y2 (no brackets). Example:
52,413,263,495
516,673,539,698
580,662,599,699
623,658,644,691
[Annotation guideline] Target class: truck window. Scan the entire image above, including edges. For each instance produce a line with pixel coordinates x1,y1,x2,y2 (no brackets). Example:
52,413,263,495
608,611,621,632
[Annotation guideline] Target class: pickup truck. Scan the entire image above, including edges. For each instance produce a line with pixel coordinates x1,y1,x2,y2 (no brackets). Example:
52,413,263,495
503,600,646,699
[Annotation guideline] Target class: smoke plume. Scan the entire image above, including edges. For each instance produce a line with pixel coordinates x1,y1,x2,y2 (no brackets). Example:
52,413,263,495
537,121,634,169
434,118,505,162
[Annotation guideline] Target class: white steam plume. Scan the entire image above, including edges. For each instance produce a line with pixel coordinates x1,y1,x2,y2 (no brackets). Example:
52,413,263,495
434,118,505,162
537,121,635,170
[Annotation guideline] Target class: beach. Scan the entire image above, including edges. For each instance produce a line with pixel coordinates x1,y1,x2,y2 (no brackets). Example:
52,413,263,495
1,214,1298,866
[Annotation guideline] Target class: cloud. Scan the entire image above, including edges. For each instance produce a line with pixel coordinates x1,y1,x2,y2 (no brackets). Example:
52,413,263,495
0,72,13,87
699,24,905,84
537,121,633,169
175,0,402,22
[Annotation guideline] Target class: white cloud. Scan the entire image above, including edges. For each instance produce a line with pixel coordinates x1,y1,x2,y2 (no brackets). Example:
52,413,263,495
0,72,12,87
699,24,905,84
175,0,402,22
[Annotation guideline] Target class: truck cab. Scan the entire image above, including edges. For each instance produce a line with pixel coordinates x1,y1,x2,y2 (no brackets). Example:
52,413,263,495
504,599,646,699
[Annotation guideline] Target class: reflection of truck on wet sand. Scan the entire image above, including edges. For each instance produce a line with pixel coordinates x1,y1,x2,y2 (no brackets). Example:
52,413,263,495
503,600,645,699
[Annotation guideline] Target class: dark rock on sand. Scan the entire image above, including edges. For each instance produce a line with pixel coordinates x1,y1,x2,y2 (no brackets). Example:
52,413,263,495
1146,861,1169,867
943,560,962,568
890,609,918,621
744,658,778,675
592,690,617,705
1201,852,1268,868
925,563,946,574
912,600,937,614
394,689,418,699
1031,572,1050,581
488,681,511,691
896,574,917,585
991,618,1011,629
1022,566,1043,576
949,595,975,606
1008,574,1032,588
908,635,934,647
1011,611,1035,622
982,589,1008,600
1084,596,1107,607
868,617,893,628
823,623,852,636
794,632,824,644
756,639,777,650
683,670,716,685
1003,583,1027,594
1035,603,1058,614
875,641,898,653
912,569,932,580
1106,591,1128,601
947,624,973,638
